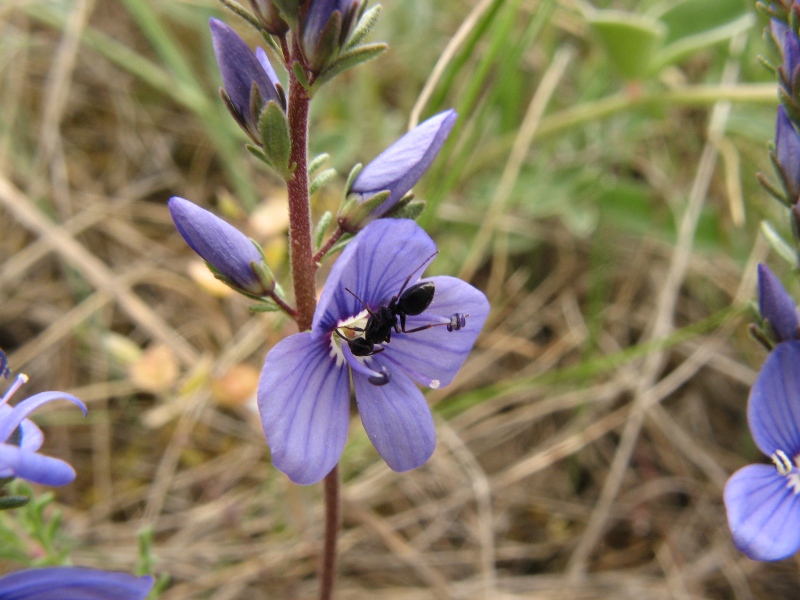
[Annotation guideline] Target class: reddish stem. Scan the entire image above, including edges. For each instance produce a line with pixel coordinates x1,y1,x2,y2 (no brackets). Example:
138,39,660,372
313,226,345,264
319,466,340,600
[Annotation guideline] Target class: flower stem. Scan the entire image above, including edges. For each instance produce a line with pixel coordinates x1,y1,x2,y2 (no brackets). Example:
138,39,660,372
319,465,340,600
313,226,345,264
286,39,316,332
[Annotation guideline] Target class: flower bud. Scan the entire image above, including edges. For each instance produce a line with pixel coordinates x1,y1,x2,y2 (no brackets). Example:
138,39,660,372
776,106,800,203
210,19,284,143
757,263,799,343
299,0,361,73
168,197,275,296
339,110,456,231
247,0,289,36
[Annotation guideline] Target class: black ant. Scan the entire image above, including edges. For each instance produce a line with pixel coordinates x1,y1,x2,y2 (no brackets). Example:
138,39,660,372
336,253,469,357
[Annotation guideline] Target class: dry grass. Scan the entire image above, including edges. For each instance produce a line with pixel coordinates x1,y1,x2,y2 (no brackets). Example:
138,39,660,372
1,0,798,598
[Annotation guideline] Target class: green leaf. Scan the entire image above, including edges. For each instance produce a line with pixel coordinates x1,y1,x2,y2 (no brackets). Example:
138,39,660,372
587,10,666,79
654,14,754,70
249,300,281,313
309,153,330,177
761,220,798,266
310,168,337,195
292,61,311,91
312,43,388,89
258,101,292,179
386,199,426,221
314,211,333,250
345,4,382,51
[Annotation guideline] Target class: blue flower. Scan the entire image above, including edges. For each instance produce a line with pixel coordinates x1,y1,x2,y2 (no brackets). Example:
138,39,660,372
0,374,87,486
339,110,457,232
773,18,800,98
758,263,799,343
257,219,489,484
775,106,800,203
299,0,361,73
725,341,800,561
0,567,153,599
210,18,284,143
169,197,274,296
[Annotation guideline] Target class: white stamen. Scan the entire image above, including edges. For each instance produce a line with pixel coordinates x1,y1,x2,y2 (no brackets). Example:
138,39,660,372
772,449,794,476
0,373,28,407
429,380,440,389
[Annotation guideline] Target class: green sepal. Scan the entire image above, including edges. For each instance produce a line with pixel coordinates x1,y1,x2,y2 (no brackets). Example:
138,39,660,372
313,43,388,90
0,495,30,510
310,168,337,195
309,153,331,177
337,190,390,233
311,10,343,72
258,100,292,179
386,198,426,221
324,233,353,259
260,29,283,55
218,0,264,32
343,163,363,194
314,211,333,251
292,61,311,91
345,4,382,51
758,171,790,205
249,299,281,312
272,0,299,27
761,220,798,266
246,143,270,165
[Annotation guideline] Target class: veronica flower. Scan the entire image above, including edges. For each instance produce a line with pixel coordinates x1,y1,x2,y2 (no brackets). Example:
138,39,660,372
724,341,800,560
339,110,457,232
0,374,86,487
258,219,489,484
757,263,799,343
169,197,275,297
773,19,800,98
210,18,284,143
0,567,154,599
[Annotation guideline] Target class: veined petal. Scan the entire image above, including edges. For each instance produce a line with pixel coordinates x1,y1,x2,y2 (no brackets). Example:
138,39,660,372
385,275,489,388
0,444,76,486
258,333,351,485
352,355,435,472
725,463,800,561
255,47,281,89
313,219,437,337
748,342,800,457
351,110,457,216
0,405,43,452
0,392,85,445
0,567,154,600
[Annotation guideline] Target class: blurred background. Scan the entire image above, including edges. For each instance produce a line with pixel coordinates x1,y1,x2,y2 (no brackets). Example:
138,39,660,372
0,0,793,597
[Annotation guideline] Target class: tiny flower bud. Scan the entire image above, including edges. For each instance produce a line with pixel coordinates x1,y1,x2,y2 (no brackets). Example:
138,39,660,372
775,106,800,202
757,263,800,343
168,197,275,296
299,0,361,73
340,110,457,231
210,19,284,144
247,0,289,36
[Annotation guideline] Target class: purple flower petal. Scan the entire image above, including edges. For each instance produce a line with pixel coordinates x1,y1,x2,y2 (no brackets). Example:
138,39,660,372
748,341,800,458
758,263,799,342
0,391,85,445
378,275,489,388
725,463,800,561
0,567,154,600
210,18,281,132
255,47,281,89
776,108,800,202
783,28,800,94
351,110,457,216
258,333,351,485
0,405,44,453
313,219,438,338
168,197,269,295
352,355,435,472
0,444,76,486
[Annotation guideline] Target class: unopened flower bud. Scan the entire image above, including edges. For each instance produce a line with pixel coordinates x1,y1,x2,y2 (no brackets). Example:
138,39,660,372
299,0,361,73
247,0,289,36
757,263,800,343
168,197,275,297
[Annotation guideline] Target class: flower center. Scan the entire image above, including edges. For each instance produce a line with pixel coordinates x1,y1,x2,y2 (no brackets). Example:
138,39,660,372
771,449,800,494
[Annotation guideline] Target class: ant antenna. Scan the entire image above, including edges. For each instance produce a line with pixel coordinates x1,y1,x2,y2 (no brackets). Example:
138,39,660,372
345,288,378,318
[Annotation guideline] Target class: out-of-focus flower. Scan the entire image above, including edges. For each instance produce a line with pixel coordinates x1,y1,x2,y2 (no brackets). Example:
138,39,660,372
757,263,799,343
339,110,457,232
775,106,800,203
773,18,800,98
210,18,284,143
725,341,800,561
0,374,86,487
0,566,154,600
247,0,289,36
258,219,489,484
299,0,361,73
169,197,275,297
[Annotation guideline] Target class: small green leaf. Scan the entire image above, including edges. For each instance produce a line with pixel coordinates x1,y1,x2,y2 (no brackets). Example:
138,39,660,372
309,153,330,177
292,62,311,91
258,101,292,179
587,10,666,79
245,143,270,165
250,300,281,313
310,168,337,195
345,4,382,51
387,199,426,221
312,43,388,89
315,211,333,250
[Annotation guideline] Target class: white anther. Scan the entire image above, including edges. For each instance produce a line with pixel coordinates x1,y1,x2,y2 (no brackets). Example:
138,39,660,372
772,449,794,476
